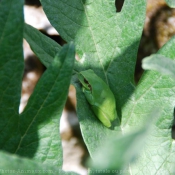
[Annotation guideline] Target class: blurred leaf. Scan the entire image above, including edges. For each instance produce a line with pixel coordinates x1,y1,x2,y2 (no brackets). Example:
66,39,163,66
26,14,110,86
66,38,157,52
165,0,175,7
24,23,61,68
142,54,175,79
90,110,160,175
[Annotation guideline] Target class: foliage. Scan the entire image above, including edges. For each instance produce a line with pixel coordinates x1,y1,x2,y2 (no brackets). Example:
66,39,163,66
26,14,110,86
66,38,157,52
165,0,175,7
142,53,175,80
0,0,175,174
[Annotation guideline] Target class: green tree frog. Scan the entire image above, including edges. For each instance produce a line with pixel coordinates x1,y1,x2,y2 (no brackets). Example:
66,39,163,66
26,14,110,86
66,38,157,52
78,69,117,128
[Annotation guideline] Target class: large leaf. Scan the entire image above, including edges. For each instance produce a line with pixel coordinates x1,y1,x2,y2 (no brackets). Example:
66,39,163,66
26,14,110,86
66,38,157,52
24,23,62,68
122,36,175,174
0,151,79,175
0,0,24,152
40,0,146,157
14,43,75,167
40,0,146,102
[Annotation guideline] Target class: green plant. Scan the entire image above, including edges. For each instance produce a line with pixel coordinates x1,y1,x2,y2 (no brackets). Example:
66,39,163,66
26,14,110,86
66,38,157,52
78,69,118,128
0,0,175,174
166,0,175,7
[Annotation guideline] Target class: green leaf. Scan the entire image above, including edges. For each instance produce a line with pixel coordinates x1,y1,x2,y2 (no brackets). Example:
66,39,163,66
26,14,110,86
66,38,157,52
0,151,79,175
142,53,175,80
122,36,175,174
0,0,24,152
40,0,146,157
90,110,160,174
15,43,75,167
24,23,62,68
165,0,175,7
0,1,76,168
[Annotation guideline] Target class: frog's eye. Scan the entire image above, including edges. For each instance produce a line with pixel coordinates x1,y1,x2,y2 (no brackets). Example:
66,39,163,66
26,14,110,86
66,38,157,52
79,76,92,91
83,78,92,91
